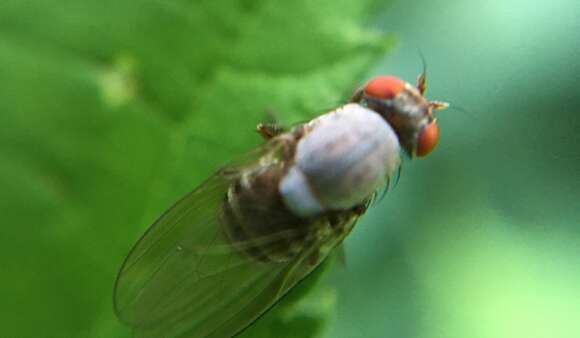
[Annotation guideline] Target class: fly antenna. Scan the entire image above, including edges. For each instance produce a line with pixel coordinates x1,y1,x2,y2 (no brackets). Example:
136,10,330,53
417,49,428,94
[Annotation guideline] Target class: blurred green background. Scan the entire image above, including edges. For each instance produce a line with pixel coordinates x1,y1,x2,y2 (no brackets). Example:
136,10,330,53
0,0,578,338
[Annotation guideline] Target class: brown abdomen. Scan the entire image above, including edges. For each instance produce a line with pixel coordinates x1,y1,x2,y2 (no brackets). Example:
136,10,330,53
222,162,314,263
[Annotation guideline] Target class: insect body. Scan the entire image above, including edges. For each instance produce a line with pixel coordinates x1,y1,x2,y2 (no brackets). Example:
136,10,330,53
114,73,448,338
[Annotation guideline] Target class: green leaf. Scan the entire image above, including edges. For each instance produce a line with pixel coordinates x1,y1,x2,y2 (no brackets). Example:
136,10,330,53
0,1,393,337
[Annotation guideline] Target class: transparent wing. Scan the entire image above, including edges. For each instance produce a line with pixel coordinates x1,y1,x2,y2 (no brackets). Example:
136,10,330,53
114,140,357,338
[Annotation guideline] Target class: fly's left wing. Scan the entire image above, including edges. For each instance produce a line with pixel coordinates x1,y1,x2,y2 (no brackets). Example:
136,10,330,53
114,140,362,338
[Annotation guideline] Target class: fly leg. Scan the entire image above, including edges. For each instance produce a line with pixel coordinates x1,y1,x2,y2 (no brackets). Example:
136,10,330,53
349,87,364,103
256,109,287,140
256,123,286,140
351,203,368,216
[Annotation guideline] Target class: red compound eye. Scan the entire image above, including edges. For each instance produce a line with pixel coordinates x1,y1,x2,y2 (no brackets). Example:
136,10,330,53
416,120,440,157
364,75,406,99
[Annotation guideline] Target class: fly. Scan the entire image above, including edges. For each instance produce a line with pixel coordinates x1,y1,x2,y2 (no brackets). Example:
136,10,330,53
114,72,448,338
